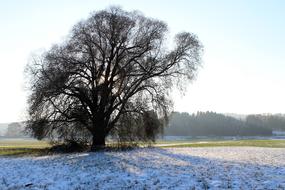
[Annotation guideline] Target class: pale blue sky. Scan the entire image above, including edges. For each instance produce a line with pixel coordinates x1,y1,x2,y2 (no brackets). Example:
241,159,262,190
0,0,284,122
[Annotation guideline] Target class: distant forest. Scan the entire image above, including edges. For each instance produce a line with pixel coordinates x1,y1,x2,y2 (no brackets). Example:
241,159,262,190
164,112,285,136
1,112,285,138
0,122,26,138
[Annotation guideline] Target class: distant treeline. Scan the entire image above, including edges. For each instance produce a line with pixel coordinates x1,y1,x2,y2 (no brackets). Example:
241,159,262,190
2,122,27,138
2,112,285,138
246,114,285,131
164,112,285,136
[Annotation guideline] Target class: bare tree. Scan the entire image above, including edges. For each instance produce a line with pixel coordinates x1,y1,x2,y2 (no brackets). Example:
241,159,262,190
26,7,202,150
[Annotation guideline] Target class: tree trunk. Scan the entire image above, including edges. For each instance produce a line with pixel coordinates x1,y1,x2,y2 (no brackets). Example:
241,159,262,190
90,132,106,151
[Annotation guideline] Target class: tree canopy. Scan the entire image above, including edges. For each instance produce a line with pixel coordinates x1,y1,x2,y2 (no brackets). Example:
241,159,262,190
26,7,202,149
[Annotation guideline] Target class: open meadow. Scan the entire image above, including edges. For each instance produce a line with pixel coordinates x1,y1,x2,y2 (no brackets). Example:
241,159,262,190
0,138,50,156
1,138,285,156
0,139,285,189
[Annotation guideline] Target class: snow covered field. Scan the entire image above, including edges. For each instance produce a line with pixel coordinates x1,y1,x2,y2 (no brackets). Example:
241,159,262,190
0,147,285,190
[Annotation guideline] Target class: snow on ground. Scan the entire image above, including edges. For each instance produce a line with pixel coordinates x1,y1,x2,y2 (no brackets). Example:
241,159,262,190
0,147,285,190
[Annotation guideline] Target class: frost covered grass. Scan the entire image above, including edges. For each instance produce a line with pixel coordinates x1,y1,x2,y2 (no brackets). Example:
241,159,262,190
0,147,284,189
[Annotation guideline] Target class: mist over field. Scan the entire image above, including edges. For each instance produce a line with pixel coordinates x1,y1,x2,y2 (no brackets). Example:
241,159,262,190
1,112,285,141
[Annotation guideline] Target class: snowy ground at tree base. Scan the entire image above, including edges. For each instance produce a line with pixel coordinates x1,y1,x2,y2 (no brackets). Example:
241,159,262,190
0,147,285,190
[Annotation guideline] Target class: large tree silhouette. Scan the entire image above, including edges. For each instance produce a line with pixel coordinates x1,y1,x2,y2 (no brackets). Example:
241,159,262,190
26,7,202,150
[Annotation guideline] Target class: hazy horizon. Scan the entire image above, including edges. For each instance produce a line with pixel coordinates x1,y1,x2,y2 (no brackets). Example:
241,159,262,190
0,0,284,122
